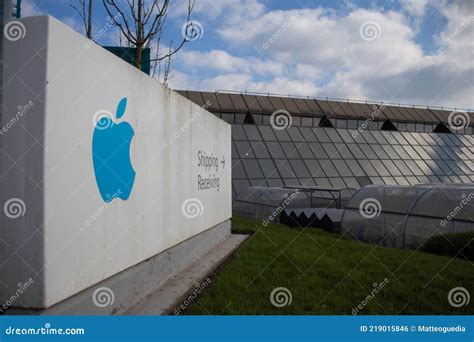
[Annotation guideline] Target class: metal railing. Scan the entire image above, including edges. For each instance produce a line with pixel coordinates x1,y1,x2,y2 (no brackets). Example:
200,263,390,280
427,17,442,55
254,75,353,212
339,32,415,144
283,186,357,209
216,89,473,113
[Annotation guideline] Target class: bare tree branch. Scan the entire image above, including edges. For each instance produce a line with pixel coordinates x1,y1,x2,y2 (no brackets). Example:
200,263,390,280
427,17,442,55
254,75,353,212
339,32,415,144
70,0,93,40
102,0,195,81
103,0,137,43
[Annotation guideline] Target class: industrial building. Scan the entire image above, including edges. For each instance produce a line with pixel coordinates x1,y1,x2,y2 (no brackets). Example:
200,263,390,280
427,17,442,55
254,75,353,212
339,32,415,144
179,91,473,248
179,91,473,197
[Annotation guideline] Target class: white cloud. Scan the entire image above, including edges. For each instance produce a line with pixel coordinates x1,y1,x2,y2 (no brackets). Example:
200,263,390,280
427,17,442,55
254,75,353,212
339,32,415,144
179,50,284,76
247,77,320,96
293,64,323,80
167,70,200,90
19,0,43,16
61,16,84,35
201,73,253,91
218,8,424,76
172,1,474,109
170,0,265,23
400,0,431,17
168,72,320,97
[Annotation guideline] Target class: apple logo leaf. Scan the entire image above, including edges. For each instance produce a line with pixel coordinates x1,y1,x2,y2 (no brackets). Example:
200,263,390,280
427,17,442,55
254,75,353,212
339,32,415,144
116,97,127,119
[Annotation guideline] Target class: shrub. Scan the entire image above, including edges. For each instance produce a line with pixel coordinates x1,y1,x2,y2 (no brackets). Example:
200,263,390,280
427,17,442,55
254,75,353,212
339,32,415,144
422,231,474,261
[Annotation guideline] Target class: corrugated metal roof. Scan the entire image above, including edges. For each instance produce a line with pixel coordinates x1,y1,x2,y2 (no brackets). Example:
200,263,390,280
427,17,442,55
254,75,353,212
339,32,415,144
228,93,247,113
216,92,235,112
241,94,263,114
292,98,315,116
255,96,275,114
178,90,473,126
200,92,221,112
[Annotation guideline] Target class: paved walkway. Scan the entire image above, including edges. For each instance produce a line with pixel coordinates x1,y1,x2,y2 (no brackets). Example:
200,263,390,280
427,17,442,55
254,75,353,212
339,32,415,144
125,234,248,315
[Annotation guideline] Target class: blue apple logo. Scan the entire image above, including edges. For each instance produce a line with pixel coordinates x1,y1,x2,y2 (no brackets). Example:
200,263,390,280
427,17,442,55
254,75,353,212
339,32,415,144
92,98,136,203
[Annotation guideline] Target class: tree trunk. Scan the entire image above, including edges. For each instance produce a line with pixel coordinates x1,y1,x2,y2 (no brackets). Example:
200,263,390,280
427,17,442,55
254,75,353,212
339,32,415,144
87,0,92,39
135,0,143,69
135,45,142,70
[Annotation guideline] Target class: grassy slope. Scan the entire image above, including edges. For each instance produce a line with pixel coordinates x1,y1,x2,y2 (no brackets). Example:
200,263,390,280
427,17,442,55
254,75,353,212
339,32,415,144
185,215,473,315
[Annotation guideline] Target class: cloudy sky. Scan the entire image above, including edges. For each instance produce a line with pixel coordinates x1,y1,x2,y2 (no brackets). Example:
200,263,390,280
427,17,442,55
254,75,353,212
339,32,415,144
20,0,474,109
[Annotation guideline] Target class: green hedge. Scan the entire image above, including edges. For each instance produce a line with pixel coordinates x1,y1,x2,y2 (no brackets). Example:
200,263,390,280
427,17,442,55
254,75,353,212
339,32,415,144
422,231,474,261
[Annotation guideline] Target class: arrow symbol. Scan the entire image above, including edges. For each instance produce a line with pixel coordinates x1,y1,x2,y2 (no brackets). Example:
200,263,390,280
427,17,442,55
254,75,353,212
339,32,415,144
221,156,225,169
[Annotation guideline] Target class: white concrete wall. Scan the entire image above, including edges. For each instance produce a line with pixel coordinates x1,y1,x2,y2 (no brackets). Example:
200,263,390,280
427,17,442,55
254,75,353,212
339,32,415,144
0,16,231,308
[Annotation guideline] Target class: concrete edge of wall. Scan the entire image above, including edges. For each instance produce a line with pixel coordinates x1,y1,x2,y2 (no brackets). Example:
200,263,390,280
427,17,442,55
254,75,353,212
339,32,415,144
1,15,232,309
6,220,231,315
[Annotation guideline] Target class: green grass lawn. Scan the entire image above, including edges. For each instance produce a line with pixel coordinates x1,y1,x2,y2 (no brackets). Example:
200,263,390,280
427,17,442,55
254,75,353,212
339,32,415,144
184,215,473,315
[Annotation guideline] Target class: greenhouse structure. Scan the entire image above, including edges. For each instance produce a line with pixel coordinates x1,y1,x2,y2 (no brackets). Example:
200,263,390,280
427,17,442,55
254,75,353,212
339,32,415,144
181,90,474,249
